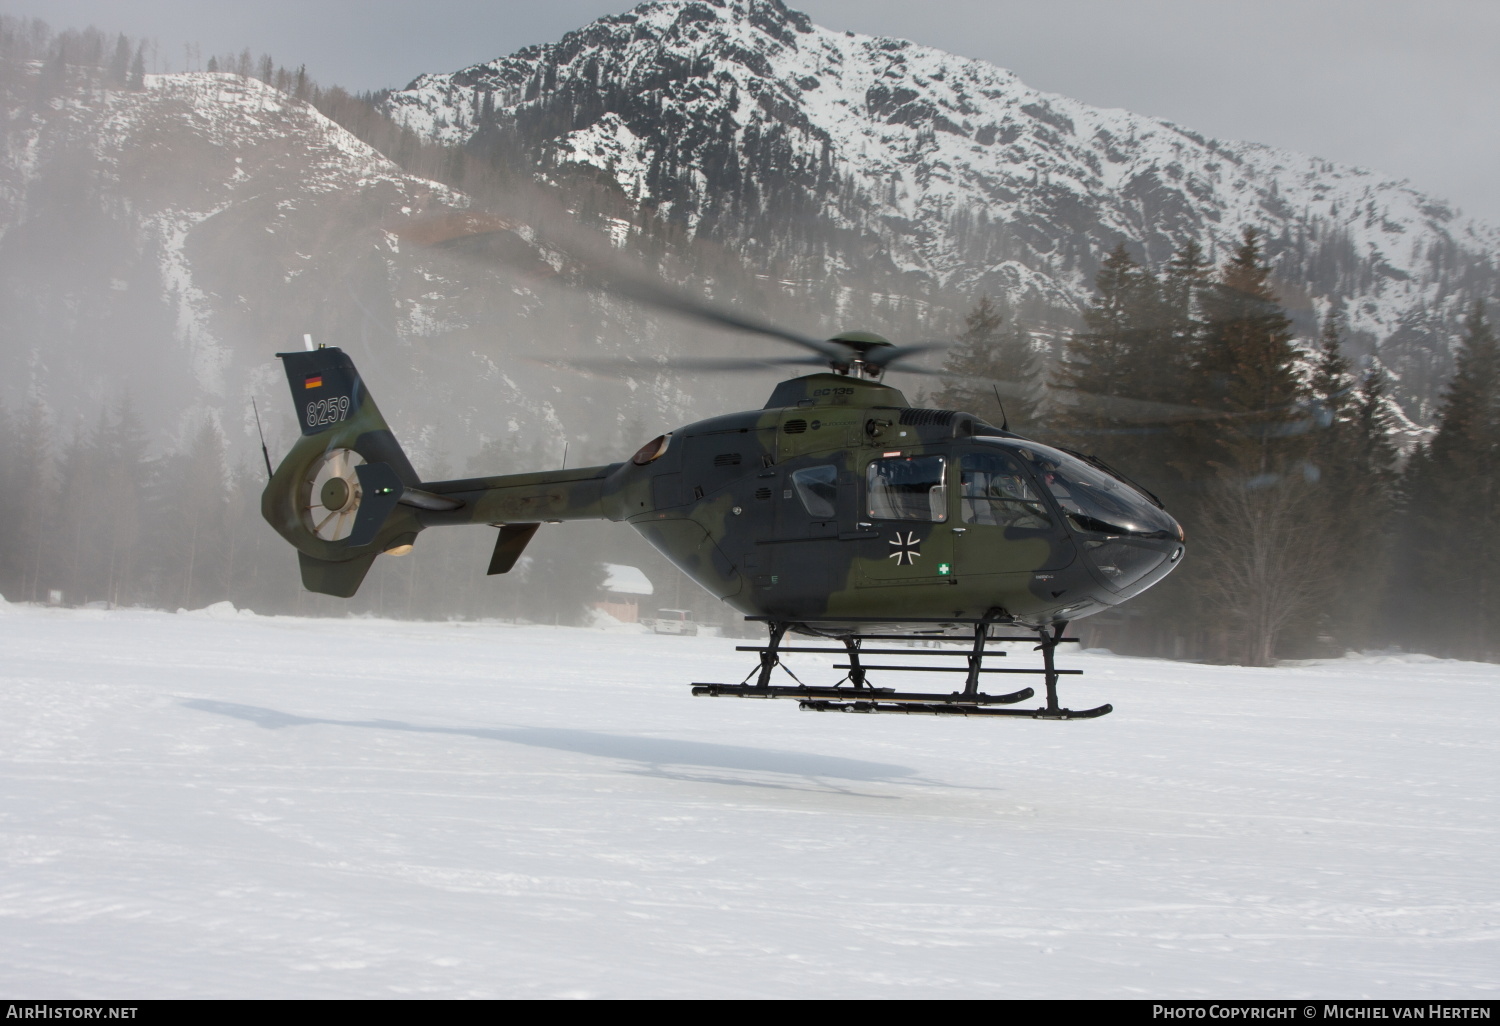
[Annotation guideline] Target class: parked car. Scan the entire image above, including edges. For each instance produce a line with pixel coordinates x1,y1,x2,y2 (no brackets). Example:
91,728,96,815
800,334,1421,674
650,609,698,636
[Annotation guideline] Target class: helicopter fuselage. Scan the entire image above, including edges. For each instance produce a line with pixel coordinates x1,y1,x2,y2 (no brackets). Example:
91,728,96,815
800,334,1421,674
413,372,1185,630
263,350,1183,632
627,374,1182,628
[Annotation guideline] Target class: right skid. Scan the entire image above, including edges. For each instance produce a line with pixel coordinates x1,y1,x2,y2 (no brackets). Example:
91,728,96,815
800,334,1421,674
798,699,1112,719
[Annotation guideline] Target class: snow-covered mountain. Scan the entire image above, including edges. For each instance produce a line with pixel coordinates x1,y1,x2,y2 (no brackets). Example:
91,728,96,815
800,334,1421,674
383,0,1500,416
0,71,699,465
0,73,455,451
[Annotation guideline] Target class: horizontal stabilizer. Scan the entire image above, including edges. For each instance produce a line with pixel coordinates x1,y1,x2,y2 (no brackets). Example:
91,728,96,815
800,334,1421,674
488,523,540,575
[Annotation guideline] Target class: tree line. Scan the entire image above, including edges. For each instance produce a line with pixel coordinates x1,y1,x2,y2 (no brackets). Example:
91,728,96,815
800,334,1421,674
12,228,1491,664
934,229,1498,664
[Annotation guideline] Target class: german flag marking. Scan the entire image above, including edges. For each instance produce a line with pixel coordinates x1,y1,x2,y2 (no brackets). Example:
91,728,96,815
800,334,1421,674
304,374,323,389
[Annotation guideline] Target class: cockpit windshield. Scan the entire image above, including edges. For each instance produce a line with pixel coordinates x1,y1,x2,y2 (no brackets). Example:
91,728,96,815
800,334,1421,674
983,440,1178,538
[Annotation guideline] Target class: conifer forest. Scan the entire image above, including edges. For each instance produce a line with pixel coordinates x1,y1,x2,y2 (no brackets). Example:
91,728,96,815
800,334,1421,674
2,14,1497,666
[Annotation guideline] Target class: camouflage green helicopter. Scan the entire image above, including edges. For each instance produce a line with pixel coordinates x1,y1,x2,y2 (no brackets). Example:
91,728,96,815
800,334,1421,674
263,344,1186,720
262,226,1186,720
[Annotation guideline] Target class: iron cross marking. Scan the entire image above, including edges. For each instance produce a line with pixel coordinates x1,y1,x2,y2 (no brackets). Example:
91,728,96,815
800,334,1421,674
888,530,922,565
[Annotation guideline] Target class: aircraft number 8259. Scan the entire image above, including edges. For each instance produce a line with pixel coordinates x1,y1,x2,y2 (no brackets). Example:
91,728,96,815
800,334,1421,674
306,396,351,428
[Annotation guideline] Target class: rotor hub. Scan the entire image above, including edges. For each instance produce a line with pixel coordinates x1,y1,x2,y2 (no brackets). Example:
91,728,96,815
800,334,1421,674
303,448,365,542
320,477,353,513
826,331,894,378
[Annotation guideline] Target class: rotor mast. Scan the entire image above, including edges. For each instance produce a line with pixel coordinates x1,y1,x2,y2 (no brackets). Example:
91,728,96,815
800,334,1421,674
825,330,896,380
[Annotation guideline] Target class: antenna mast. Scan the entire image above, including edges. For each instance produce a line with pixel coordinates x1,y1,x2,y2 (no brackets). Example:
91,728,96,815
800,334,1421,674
251,398,274,482
991,385,1009,432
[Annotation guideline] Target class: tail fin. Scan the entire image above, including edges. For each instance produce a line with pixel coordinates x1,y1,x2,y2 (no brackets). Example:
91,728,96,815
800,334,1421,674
261,346,424,597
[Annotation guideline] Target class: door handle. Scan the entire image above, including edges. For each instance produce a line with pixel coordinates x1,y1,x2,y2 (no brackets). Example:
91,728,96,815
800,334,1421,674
952,527,967,534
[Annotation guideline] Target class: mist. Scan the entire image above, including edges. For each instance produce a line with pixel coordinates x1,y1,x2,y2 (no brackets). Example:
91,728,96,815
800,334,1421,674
2,12,1496,665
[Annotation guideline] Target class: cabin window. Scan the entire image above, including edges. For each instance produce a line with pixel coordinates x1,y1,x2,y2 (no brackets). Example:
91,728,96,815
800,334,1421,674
790,465,837,518
1008,441,1177,538
867,455,947,522
959,452,1052,530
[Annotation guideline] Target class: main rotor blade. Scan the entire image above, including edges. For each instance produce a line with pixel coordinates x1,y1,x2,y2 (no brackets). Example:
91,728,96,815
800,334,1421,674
878,363,952,378
1022,380,1323,426
932,371,1305,426
399,212,1287,426
400,212,844,362
528,355,826,377
1054,390,1330,425
1041,389,1244,424
868,340,949,369
569,269,844,360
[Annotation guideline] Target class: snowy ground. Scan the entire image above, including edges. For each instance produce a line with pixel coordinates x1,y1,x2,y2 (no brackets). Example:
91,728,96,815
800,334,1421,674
1,600,1496,998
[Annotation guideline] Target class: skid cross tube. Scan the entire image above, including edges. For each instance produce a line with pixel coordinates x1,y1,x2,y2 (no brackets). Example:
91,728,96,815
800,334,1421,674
832,664,1080,674
735,646,1009,657
782,633,1079,643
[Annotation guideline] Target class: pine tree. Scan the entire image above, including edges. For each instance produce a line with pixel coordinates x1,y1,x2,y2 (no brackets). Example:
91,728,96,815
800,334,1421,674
128,45,145,89
1193,226,1308,476
1308,307,1354,433
1306,312,1398,649
1190,229,1322,663
1400,301,1500,659
1052,244,1173,469
109,34,130,87
1349,367,1401,500
1151,236,1215,496
930,295,1039,432
1163,239,1211,336
1058,244,1156,399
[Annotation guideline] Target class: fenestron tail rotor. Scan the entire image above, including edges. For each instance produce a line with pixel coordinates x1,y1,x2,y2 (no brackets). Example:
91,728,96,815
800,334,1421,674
304,448,366,542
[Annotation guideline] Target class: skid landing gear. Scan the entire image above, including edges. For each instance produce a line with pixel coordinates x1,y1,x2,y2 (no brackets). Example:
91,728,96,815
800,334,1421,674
691,617,1111,720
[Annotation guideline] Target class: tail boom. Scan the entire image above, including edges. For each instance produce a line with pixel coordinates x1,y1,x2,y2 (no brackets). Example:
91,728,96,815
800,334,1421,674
261,346,631,598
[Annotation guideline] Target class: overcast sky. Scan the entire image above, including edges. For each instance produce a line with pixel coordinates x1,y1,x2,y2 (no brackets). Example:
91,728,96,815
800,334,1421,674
9,0,1498,226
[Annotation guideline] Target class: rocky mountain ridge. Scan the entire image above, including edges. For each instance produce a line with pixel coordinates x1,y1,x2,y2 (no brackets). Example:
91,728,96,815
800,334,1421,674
382,0,1499,418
